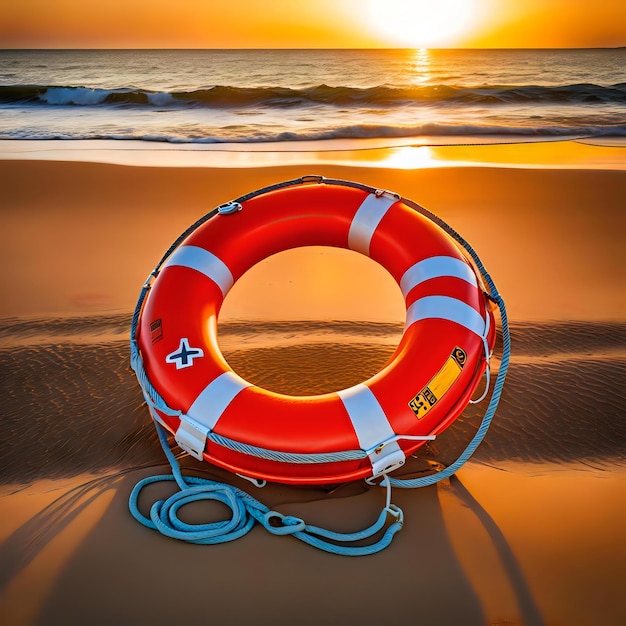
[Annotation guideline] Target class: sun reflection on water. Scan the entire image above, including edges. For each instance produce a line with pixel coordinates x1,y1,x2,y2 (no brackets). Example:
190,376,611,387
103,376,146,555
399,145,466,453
409,48,432,84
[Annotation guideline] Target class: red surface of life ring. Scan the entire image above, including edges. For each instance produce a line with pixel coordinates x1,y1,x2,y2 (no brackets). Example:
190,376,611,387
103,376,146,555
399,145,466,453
135,178,496,485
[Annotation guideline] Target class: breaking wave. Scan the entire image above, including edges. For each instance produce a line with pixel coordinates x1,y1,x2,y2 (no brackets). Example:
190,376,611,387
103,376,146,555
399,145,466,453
2,82,626,109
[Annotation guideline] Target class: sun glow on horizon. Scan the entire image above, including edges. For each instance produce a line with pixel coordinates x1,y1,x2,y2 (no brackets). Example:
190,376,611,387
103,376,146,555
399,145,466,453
365,0,481,48
0,0,625,49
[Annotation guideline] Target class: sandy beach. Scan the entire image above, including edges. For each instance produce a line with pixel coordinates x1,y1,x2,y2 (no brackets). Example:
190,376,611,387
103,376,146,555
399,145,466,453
1,143,625,626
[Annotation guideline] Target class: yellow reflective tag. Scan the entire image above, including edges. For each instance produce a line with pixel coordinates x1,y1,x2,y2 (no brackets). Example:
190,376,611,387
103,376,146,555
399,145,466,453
408,347,466,419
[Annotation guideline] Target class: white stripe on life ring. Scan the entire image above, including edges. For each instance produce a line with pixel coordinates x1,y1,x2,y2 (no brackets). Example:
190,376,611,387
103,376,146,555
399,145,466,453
162,245,234,297
187,371,251,429
175,371,251,459
348,193,397,256
338,384,405,476
405,295,486,337
400,255,478,299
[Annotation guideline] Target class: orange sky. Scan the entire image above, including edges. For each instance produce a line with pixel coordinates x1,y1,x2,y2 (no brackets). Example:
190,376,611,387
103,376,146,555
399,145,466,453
1,0,625,49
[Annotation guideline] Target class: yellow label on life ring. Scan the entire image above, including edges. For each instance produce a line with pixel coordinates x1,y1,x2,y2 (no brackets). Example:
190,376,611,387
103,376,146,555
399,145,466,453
408,347,466,419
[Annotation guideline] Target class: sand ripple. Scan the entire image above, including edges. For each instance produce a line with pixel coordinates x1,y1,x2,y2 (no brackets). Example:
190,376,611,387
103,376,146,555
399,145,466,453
1,317,624,482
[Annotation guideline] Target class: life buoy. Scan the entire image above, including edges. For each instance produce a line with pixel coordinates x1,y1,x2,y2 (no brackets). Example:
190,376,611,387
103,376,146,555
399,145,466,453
134,177,496,485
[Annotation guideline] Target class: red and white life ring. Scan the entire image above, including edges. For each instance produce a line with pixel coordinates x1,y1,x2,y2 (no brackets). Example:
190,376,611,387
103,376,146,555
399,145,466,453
136,178,496,485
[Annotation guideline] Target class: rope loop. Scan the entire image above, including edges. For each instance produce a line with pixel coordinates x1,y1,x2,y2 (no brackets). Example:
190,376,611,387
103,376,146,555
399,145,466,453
128,422,405,555
129,474,258,545
262,511,307,535
384,503,404,525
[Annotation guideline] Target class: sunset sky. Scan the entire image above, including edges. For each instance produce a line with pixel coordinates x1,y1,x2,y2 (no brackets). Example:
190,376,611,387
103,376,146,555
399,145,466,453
1,0,625,49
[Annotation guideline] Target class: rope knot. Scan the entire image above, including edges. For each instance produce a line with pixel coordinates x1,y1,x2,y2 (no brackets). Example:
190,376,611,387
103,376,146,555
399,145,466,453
262,511,307,535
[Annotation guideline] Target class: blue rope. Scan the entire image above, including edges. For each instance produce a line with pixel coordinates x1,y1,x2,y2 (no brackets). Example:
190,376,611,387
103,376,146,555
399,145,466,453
207,432,366,464
388,293,510,488
385,197,512,488
128,422,404,555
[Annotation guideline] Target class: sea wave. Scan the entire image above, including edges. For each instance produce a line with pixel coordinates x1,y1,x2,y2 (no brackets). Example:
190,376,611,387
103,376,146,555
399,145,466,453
2,82,626,109
2,80,625,144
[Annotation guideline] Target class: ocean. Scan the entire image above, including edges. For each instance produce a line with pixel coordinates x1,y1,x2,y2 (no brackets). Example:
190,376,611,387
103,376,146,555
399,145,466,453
1,48,625,146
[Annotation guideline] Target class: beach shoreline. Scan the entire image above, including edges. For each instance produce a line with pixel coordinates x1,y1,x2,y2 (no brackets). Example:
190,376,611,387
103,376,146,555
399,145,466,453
1,137,626,170
1,143,625,625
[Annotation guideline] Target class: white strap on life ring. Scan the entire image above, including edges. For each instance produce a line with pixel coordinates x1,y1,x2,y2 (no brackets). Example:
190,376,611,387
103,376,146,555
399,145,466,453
348,192,398,256
405,295,487,336
338,384,406,477
400,255,478,298
161,244,234,297
175,371,251,460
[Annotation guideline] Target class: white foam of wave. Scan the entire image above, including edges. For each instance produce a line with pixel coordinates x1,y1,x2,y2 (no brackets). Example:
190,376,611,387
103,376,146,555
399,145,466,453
147,92,179,107
41,87,112,106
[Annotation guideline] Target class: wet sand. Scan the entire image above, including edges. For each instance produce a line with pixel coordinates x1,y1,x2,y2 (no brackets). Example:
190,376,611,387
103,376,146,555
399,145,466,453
1,145,625,625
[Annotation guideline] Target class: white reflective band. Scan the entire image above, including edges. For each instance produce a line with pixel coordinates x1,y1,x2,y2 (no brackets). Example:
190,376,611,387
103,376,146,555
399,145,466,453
175,371,251,459
400,256,478,299
405,295,486,337
348,193,397,256
187,371,251,428
338,384,405,477
162,245,234,297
